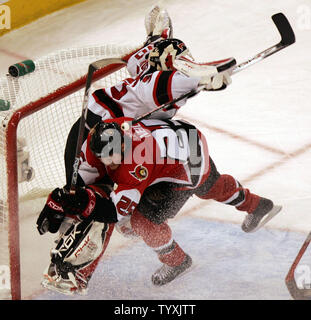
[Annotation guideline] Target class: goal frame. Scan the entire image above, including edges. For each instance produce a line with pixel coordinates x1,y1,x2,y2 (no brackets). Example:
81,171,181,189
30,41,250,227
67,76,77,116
5,59,128,300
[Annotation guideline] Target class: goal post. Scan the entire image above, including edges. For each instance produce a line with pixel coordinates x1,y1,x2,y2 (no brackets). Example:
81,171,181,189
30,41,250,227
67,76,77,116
0,43,139,300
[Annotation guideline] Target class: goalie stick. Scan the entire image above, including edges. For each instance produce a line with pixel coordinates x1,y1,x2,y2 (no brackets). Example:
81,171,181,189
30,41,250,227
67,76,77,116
285,231,311,300
131,12,295,124
70,58,126,193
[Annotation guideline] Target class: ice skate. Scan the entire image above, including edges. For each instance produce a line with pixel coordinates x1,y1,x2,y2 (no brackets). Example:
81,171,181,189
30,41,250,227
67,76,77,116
152,254,192,286
41,262,88,296
241,198,282,233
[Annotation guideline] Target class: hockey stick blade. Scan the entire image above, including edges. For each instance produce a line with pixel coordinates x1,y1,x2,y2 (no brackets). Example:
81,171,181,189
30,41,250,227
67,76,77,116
285,232,311,300
272,13,295,46
232,12,295,74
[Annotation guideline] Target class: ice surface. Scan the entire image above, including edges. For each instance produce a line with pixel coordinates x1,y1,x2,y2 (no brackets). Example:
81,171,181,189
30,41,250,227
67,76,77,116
0,0,310,300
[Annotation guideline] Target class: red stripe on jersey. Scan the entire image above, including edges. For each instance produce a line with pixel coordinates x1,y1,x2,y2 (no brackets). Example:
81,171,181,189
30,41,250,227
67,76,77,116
153,72,161,106
92,90,116,118
167,71,174,101
92,89,124,118
164,70,180,111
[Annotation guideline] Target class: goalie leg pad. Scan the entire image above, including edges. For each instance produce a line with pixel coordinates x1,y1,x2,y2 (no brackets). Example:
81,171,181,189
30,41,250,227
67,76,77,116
42,218,114,295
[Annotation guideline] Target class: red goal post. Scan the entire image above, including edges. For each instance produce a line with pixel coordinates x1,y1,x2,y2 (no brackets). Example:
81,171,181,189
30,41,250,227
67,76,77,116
0,43,140,300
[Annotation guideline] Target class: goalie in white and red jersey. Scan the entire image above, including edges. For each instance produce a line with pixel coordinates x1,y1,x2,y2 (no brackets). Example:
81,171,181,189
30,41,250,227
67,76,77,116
37,116,281,295
64,5,233,186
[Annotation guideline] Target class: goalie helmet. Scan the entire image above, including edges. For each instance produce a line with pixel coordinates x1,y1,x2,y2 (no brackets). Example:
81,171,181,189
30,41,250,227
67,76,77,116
90,121,124,158
148,38,191,71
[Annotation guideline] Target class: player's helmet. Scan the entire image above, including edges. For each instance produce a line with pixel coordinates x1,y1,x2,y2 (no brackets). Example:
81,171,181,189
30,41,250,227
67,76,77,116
148,38,191,71
90,121,124,158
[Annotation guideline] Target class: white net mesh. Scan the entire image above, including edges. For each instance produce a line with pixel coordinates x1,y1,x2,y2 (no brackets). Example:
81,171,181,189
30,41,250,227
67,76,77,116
0,43,137,297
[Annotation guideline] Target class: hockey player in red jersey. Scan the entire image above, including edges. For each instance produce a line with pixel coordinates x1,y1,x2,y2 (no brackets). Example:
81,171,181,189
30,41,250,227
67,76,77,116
37,116,281,294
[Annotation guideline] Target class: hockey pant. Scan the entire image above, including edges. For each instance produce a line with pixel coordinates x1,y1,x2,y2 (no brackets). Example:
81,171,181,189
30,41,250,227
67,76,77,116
130,157,261,267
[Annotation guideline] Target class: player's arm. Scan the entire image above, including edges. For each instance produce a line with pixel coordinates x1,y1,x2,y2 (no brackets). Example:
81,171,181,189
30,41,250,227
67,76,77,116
140,70,200,118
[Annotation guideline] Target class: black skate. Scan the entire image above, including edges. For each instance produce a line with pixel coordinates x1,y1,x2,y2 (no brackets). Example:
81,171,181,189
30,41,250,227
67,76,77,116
152,254,192,286
241,198,282,233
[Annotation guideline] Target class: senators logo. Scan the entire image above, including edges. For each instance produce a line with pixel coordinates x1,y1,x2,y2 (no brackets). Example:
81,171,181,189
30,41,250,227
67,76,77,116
130,164,148,181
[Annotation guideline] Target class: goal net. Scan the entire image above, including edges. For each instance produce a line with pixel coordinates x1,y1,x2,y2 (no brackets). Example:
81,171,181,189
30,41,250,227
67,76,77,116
0,43,138,299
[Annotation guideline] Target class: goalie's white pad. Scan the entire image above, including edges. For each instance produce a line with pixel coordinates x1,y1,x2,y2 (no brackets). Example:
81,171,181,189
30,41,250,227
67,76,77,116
173,57,234,90
41,219,113,295
144,4,173,38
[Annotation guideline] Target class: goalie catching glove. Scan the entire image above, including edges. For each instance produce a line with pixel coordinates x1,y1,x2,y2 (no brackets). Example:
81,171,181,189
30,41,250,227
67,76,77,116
36,185,117,235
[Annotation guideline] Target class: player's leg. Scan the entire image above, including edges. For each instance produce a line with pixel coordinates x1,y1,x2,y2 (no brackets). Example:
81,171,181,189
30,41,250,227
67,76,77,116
64,117,89,186
195,157,282,232
64,109,102,186
129,183,193,286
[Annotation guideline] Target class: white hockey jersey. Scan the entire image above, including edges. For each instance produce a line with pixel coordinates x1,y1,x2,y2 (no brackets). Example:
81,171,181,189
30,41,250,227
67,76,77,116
86,44,200,129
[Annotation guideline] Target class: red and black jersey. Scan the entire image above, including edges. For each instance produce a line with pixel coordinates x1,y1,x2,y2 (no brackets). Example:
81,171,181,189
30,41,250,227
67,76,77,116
78,117,210,220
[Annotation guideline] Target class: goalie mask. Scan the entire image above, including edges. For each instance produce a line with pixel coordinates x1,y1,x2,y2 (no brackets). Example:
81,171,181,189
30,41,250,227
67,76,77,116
148,38,192,71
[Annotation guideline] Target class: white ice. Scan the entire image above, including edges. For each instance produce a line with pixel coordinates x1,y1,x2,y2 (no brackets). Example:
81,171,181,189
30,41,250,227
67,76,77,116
0,0,310,300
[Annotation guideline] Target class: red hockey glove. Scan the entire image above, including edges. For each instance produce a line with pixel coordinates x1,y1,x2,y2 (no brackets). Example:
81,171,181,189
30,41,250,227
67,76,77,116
61,185,118,223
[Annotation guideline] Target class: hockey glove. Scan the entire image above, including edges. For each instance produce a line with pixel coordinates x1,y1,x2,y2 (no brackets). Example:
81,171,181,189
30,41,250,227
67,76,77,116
203,71,232,91
61,185,118,224
173,58,232,90
36,188,65,235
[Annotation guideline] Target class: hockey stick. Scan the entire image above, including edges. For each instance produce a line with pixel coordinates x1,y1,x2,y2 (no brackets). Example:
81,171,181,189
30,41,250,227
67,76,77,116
285,231,311,300
131,12,295,125
70,58,126,193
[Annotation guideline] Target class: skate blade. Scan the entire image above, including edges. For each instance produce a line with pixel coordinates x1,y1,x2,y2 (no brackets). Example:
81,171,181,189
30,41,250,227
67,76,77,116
41,275,77,296
249,205,282,233
153,261,195,287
